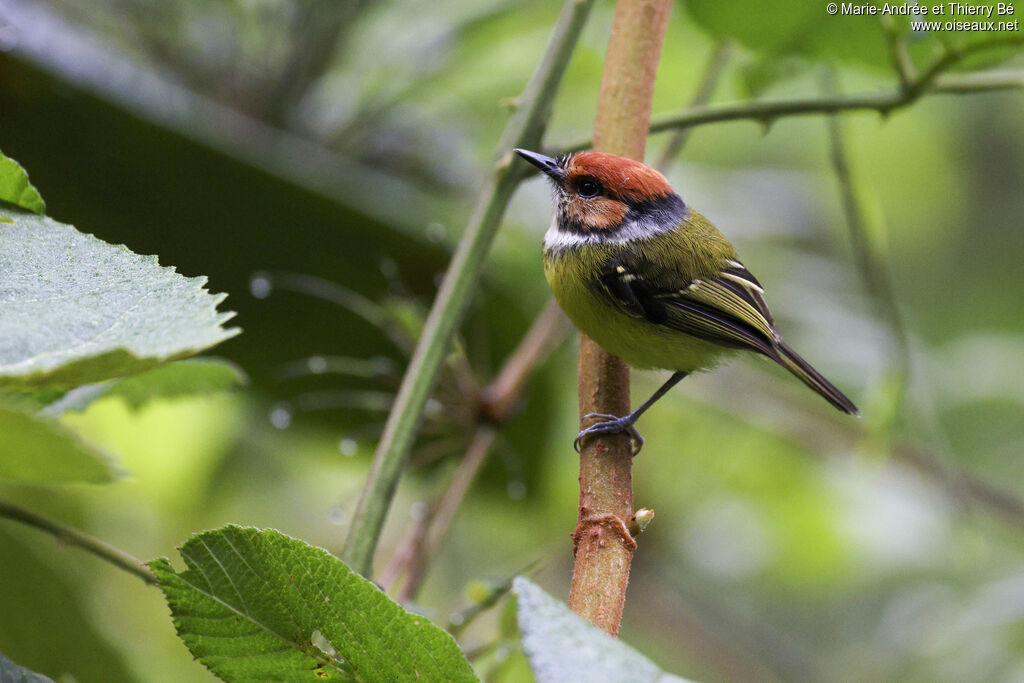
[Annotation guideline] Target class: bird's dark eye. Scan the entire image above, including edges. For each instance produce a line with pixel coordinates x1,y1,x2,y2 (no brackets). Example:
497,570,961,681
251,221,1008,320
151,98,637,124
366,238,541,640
577,179,601,198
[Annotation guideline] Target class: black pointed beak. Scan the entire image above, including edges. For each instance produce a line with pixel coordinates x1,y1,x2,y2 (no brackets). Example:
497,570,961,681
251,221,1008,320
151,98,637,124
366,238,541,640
514,148,564,184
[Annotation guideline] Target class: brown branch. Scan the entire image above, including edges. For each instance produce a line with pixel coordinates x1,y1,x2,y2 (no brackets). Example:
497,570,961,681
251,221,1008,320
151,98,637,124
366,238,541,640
480,298,571,423
376,504,430,594
568,0,673,637
395,426,495,603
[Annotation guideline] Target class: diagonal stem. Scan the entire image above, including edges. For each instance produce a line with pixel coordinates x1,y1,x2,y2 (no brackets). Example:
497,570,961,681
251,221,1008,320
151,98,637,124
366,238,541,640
0,499,157,585
340,0,595,578
395,425,495,603
380,300,571,598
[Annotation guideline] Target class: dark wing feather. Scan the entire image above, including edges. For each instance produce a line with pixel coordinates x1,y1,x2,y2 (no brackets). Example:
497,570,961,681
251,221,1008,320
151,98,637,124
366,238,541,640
600,251,859,415
601,252,777,356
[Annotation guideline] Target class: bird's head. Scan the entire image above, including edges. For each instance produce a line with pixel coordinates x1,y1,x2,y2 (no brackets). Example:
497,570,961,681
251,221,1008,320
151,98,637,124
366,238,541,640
514,149,685,238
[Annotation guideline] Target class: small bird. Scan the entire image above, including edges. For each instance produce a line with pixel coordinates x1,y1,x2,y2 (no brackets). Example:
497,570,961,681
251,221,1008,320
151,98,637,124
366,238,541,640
514,148,858,453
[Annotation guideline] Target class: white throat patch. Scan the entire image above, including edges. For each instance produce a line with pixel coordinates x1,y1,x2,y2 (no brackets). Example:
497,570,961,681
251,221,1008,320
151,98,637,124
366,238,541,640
542,207,687,253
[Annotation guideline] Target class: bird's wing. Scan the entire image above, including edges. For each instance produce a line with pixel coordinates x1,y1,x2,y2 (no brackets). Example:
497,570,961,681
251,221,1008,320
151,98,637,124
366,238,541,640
600,248,859,414
600,252,778,356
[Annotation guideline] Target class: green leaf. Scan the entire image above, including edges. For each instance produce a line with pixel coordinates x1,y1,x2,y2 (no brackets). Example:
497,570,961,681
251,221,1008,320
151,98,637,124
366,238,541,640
685,1,890,67
0,151,45,214
0,652,56,683
739,57,813,98
0,211,239,391
513,577,694,683
149,526,478,683
0,388,66,414
38,358,247,416
0,407,120,483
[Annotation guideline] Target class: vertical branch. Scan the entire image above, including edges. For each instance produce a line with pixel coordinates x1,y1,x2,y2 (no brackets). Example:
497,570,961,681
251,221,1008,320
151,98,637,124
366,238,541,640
569,0,672,636
340,0,595,578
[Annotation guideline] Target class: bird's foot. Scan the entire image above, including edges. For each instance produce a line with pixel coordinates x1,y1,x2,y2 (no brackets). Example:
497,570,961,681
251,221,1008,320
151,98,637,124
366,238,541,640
573,413,644,456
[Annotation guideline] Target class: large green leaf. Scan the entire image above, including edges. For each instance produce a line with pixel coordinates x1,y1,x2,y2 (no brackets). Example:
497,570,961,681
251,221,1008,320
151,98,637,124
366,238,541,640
0,211,239,390
685,1,889,66
0,652,56,683
0,150,45,214
149,526,477,683
0,407,120,483
513,577,694,683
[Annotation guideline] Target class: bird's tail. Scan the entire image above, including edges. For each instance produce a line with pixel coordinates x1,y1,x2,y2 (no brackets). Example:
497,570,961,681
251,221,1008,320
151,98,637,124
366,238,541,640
770,342,859,416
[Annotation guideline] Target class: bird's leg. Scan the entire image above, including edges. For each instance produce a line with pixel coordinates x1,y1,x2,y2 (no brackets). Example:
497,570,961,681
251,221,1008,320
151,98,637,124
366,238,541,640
574,371,688,455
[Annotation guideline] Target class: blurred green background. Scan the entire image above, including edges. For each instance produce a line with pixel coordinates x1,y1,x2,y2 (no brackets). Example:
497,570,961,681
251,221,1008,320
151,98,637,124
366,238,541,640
1,0,1022,681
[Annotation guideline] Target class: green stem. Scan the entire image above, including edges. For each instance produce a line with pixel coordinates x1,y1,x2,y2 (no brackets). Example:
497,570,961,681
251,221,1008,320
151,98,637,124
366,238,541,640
909,34,1022,96
0,499,157,585
340,0,595,577
557,63,1024,154
650,69,1024,134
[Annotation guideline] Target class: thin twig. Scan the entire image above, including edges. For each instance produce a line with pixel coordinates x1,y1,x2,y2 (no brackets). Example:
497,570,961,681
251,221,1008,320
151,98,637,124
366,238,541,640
649,67,1024,128
823,69,911,391
882,17,916,88
377,504,431,593
395,426,496,603
447,561,539,637
934,69,1024,92
563,70,1023,151
0,499,157,585
569,0,673,636
340,0,595,578
910,34,1022,96
256,271,412,353
656,39,733,170
554,34,1024,155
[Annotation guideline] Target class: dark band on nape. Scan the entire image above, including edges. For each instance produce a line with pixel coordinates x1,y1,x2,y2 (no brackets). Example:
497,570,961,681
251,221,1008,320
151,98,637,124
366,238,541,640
625,192,687,227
